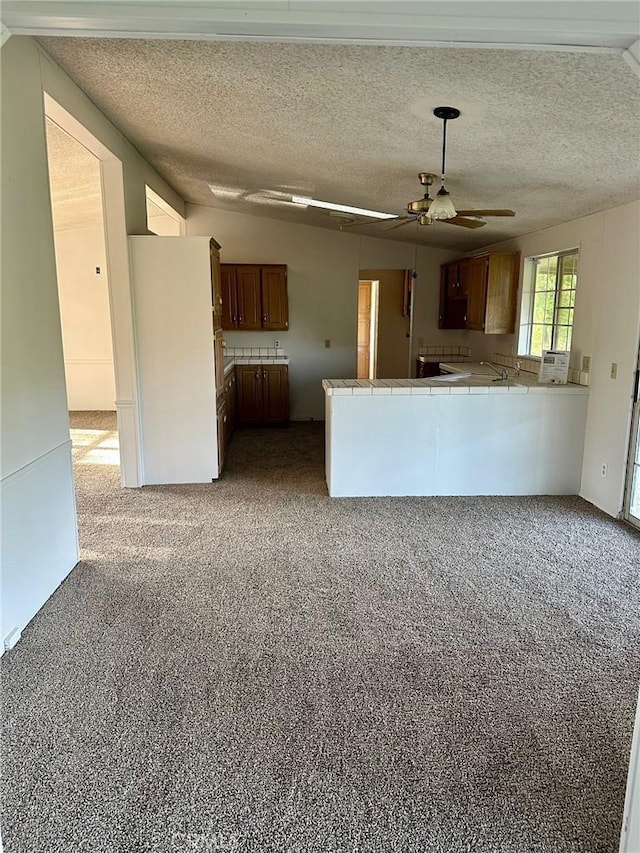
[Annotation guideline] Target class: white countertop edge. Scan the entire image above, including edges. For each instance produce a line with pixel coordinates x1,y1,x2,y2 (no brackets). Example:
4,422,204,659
322,378,588,396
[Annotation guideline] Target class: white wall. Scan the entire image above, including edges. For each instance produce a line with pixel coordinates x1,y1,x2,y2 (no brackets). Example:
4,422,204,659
1,35,185,648
55,224,116,410
473,201,640,517
186,204,453,417
187,204,456,420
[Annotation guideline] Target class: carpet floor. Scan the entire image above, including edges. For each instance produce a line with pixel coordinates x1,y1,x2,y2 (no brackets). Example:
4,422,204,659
2,412,640,853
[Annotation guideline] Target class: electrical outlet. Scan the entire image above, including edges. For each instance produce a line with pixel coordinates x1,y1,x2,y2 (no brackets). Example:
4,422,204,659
582,355,591,372
601,463,607,478
610,362,618,379
325,339,331,348
274,339,281,348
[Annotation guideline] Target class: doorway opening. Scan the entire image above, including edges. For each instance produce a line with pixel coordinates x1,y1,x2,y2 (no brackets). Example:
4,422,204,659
44,118,122,477
44,94,143,487
624,343,640,529
358,269,412,379
357,279,379,379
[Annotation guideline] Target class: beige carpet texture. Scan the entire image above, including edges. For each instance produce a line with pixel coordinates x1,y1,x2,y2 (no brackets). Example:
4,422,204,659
2,412,640,852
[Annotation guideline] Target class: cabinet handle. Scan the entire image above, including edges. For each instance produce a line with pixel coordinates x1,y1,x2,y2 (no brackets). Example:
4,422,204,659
464,315,467,322
263,314,267,323
255,371,260,379
239,315,243,324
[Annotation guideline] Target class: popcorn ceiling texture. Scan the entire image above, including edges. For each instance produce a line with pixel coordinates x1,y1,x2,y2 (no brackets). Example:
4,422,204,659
37,38,640,251
45,118,104,231
2,414,639,852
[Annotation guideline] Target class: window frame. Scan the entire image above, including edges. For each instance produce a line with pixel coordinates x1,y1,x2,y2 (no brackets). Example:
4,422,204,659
518,248,579,358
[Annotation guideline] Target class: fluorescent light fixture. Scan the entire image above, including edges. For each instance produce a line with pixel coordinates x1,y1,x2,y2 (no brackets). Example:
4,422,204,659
291,196,397,220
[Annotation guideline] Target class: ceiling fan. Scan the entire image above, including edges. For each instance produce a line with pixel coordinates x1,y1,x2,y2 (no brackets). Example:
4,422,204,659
344,106,516,231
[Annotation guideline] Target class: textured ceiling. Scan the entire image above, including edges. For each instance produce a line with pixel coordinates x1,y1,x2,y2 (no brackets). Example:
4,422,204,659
45,118,103,231
38,38,640,250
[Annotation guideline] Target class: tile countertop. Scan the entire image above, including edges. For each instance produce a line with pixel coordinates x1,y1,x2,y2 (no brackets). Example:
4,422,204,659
322,377,589,396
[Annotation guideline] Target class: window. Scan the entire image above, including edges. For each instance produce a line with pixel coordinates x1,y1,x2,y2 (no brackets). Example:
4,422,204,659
518,249,578,357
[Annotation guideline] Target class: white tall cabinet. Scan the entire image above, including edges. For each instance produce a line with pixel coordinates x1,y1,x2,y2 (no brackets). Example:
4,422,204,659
129,236,223,484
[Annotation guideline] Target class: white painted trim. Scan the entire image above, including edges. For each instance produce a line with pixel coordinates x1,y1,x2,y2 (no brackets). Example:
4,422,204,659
620,686,640,853
44,94,144,488
65,357,114,365
0,22,11,46
1,2,638,52
623,38,640,77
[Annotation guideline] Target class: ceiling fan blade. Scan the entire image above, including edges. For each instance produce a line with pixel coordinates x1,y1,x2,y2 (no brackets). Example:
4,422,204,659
455,209,516,217
441,217,487,229
385,217,416,231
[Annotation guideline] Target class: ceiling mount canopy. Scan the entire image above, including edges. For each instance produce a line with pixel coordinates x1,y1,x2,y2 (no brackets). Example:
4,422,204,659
429,106,461,220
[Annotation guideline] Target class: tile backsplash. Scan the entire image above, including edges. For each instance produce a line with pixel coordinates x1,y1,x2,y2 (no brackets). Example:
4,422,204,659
418,345,589,386
225,346,286,357
417,345,472,358
492,352,590,386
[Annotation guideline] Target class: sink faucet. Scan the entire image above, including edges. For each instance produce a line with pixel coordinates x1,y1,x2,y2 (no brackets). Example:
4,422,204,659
480,361,508,381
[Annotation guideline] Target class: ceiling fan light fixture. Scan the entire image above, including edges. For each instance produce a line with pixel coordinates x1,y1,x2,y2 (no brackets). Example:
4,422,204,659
427,186,457,220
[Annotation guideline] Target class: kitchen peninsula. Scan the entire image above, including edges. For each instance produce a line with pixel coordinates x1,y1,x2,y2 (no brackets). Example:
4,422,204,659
322,372,589,497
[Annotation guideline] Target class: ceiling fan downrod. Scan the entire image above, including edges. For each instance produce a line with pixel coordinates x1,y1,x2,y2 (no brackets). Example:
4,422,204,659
430,106,460,220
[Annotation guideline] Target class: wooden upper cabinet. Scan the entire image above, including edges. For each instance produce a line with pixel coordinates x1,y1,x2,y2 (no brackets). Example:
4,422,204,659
220,264,289,331
261,266,288,330
445,262,461,299
438,251,519,334
221,266,237,330
466,256,490,331
235,266,262,330
484,253,520,334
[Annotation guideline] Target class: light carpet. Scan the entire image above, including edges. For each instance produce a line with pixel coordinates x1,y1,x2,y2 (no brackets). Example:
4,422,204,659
2,412,640,852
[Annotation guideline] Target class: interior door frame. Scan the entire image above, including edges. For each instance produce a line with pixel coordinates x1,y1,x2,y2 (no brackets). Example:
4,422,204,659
44,94,144,487
623,343,640,528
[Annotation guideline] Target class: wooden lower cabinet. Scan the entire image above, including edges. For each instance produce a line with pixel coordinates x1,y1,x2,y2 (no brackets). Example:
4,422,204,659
235,364,289,425
217,397,228,473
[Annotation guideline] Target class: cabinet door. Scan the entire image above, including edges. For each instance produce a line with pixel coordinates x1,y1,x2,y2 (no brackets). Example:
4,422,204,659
439,264,466,330
458,259,471,298
221,265,238,330
210,243,223,330
445,262,460,299
235,365,264,425
262,364,289,424
466,256,489,331
228,370,237,431
261,266,288,330
484,253,519,334
236,266,262,330
217,398,227,474
214,329,225,397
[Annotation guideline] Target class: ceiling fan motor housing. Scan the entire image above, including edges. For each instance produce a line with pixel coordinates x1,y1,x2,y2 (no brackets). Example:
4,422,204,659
407,198,432,213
